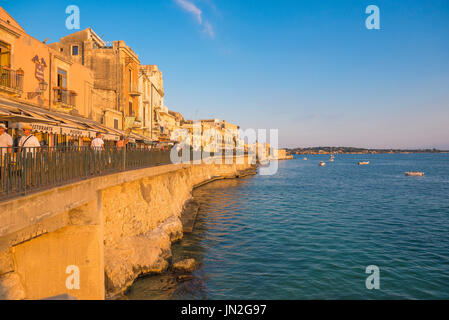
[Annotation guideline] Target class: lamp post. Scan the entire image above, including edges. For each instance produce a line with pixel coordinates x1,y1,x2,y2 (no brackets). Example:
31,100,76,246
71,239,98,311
39,80,48,92
27,80,48,99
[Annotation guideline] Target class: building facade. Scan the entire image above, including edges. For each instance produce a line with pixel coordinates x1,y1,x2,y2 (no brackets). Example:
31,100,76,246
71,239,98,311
0,6,243,151
137,65,165,140
0,7,106,147
49,28,142,133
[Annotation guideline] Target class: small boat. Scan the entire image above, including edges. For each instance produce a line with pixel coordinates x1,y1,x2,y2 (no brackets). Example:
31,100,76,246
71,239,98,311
358,161,370,165
405,171,424,176
303,157,307,160
319,161,326,166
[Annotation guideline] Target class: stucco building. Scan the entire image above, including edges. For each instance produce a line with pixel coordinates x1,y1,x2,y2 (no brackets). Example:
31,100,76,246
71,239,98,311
0,6,243,150
137,65,165,140
0,7,111,147
0,8,94,116
49,28,142,132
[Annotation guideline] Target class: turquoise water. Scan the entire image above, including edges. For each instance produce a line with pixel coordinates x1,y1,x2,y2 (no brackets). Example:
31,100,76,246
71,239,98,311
126,154,449,299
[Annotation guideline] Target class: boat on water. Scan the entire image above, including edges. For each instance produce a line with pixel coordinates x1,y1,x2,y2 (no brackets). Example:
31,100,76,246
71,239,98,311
358,161,370,165
329,154,335,162
303,157,307,160
319,161,326,166
405,171,424,176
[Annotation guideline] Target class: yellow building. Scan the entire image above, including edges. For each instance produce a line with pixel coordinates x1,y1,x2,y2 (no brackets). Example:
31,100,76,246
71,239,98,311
0,7,94,117
137,65,165,140
157,107,185,142
49,29,142,133
219,120,240,152
0,7,115,147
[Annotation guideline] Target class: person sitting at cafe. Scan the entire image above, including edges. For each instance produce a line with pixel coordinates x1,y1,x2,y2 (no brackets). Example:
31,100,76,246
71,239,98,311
18,124,41,153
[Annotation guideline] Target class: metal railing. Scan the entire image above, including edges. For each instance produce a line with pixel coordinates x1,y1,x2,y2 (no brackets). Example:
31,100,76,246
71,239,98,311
0,146,251,202
0,146,171,201
0,66,24,93
53,88,76,108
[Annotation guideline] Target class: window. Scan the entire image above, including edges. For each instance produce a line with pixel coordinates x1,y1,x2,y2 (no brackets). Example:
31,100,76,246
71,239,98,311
129,69,132,90
114,119,119,129
57,68,67,89
72,45,79,56
0,41,11,67
56,69,68,104
129,101,133,116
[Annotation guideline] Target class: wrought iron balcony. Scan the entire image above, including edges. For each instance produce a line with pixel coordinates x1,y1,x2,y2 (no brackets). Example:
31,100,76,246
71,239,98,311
53,87,77,108
0,66,24,95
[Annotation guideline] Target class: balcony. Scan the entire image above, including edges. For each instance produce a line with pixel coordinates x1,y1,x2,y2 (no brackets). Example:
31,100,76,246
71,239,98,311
53,87,77,108
0,66,24,95
142,95,150,104
128,85,141,97
133,117,143,128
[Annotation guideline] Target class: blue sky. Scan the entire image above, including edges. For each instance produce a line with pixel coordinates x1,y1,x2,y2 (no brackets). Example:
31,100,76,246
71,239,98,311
4,0,449,148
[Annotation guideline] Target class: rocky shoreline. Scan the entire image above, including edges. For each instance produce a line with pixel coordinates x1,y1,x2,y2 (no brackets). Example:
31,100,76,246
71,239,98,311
107,165,257,300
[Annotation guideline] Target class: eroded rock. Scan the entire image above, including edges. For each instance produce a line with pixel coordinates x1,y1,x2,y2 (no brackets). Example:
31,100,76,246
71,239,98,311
160,216,183,242
0,273,26,300
0,250,14,276
173,258,198,272
176,274,194,282
105,228,172,297
104,217,184,297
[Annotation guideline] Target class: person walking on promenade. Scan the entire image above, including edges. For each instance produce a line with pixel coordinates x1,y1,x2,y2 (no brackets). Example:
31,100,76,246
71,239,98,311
0,123,13,156
91,132,105,173
18,124,41,154
18,124,41,187
0,123,13,182
91,132,105,151
116,136,129,151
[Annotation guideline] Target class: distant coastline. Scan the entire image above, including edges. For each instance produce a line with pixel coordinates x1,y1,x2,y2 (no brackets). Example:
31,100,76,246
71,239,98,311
286,147,448,155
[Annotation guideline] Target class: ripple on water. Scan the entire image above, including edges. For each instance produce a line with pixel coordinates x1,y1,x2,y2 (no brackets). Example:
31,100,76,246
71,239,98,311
126,154,449,300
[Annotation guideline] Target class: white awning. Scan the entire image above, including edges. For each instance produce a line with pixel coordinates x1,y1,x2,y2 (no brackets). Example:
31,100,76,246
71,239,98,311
60,126,94,138
31,123,60,134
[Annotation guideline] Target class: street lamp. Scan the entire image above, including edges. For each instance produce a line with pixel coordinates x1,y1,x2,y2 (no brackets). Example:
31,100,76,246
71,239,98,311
27,80,48,99
39,80,48,92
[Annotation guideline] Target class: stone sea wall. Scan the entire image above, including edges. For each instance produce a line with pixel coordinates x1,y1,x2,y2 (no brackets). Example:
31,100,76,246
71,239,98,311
0,156,254,299
103,159,253,298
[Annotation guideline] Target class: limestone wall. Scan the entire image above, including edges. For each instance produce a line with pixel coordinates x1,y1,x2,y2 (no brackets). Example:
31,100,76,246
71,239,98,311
103,158,252,297
0,156,254,299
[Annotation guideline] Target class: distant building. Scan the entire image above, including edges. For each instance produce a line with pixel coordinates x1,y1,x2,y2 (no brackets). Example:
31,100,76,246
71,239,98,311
138,65,165,140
